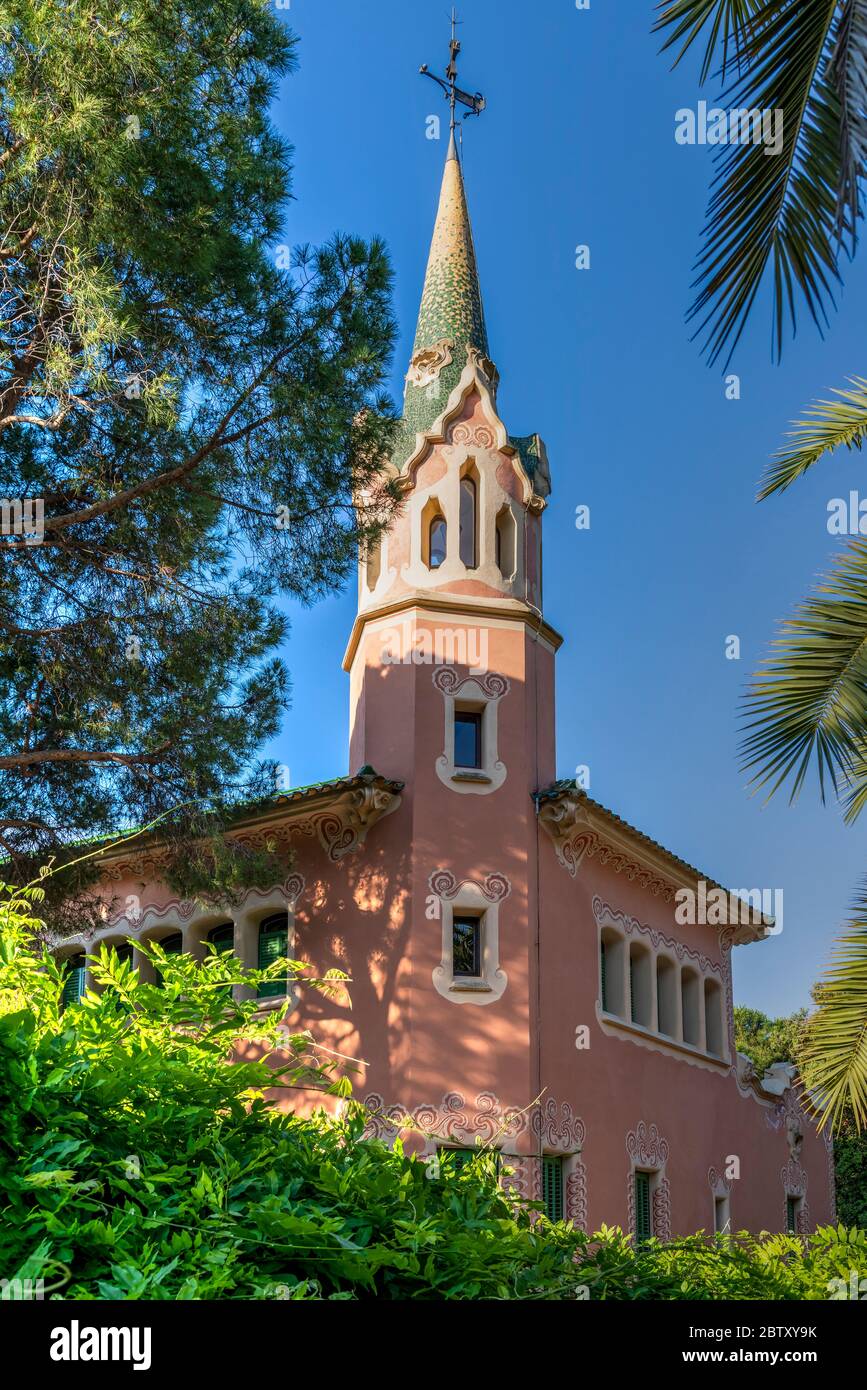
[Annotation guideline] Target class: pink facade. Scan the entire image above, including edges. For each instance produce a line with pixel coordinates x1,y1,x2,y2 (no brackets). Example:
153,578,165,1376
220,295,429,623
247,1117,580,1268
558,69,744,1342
60,138,833,1239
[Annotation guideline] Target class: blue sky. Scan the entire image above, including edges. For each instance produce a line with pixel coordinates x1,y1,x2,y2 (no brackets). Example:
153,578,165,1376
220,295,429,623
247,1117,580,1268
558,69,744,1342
265,0,867,1017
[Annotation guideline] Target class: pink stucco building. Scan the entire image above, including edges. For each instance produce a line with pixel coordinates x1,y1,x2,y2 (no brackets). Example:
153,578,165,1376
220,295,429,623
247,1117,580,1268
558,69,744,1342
59,132,833,1239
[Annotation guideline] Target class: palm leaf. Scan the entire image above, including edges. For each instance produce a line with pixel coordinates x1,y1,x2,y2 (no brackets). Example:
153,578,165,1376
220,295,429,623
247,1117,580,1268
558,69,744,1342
654,0,767,82
741,540,867,802
759,373,867,496
828,0,867,233
800,887,867,1131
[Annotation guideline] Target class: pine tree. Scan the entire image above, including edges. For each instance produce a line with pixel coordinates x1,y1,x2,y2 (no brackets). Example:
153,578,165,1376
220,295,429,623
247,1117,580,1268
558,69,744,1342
0,1,399,925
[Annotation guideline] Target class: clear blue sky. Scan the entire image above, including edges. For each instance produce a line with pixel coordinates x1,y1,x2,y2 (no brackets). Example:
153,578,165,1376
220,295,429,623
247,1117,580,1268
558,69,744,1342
265,0,867,1018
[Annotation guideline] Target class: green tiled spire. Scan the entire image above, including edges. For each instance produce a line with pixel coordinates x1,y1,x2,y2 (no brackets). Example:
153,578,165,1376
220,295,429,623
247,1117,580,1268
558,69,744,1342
412,130,488,357
393,135,491,469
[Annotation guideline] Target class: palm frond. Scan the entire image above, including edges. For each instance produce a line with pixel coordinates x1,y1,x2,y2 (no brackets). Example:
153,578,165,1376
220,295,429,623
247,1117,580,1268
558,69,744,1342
800,887,867,1131
828,0,867,233
759,373,867,496
654,0,767,82
741,540,867,802
690,0,848,365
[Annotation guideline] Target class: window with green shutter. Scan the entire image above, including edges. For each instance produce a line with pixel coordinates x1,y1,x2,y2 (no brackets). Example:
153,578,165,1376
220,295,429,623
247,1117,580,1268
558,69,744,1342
786,1196,799,1234
542,1156,564,1222
61,954,86,1010
257,914,288,998
634,1170,652,1242
600,939,607,1011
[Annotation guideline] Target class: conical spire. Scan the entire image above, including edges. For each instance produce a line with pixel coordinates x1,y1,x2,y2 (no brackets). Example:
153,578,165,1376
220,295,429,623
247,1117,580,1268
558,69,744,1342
412,134,488,358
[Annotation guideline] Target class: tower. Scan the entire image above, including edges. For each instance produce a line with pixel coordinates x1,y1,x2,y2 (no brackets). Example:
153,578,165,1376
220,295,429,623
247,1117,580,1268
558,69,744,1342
341,41,562,1119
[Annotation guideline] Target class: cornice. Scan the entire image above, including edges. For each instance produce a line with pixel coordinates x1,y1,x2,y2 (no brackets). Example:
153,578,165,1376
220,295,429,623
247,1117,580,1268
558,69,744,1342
343,594,563,671
537,788,766,945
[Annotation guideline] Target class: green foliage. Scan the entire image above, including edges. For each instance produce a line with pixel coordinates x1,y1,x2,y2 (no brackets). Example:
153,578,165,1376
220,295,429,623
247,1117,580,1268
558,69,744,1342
578,1224,867,1300
734,1005,809,1076
0,0,399,916
2,886,865,1299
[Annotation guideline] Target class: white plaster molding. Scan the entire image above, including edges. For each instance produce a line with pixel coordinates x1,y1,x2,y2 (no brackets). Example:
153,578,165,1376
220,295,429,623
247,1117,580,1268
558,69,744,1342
428,868,510,1005
433,666,509,796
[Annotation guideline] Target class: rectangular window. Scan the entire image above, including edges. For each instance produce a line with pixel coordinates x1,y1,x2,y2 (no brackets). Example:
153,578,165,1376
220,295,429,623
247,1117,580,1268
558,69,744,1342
542,1156,564,1222
439,1146,475,1173
454,710,482,769
600,939,607,1011
786,1195,799,1235
634,1171,652,1242
714,1195,730,1234
452,915,481,977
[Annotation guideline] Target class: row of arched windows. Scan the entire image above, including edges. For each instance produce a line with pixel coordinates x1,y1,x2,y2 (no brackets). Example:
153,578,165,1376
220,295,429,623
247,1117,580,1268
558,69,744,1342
59,915,289,1007
600,927,727,1059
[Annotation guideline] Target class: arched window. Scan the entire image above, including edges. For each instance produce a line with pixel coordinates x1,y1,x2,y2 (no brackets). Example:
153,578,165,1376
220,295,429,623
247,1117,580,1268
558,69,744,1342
429,513,447,569
495,506,516,579
61,953,86,1010
459,475,477,568
258,914,289,999
153,931,183,988
599,929,625,1016
704,978,724,1056
629,943,652,1028
656,956,677,1037
681,966,700,1047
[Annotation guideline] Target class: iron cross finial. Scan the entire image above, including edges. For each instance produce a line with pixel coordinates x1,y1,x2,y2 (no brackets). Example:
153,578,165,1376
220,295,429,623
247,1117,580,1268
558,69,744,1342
419,9,485,134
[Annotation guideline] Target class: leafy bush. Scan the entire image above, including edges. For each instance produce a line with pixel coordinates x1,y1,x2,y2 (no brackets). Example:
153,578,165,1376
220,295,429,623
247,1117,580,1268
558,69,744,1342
1,884,864,1300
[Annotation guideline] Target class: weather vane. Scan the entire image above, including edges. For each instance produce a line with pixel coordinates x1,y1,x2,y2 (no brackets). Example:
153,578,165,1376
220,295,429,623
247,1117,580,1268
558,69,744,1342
419,8,485,135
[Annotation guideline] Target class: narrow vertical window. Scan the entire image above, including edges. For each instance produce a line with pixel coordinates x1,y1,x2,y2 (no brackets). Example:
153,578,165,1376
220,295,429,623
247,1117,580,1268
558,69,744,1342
600,939,607,1011
454,709,482,769
452,915,481,977
634,1171,652,1242
459,475,477,568
208,922,235,1001
786,1196,799,1234
542,1156,564,1222
495,506,516,579
714,1195,730,1235
428,513,447,569
257,914,289,999
61,954,86,1010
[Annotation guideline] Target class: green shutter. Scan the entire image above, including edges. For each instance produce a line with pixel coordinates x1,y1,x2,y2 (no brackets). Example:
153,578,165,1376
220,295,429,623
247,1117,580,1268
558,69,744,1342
257,915,288,999
542,1156,564,1222
600,940,607,1011
786,1196,798,1234
629,957,636,1021
635,1171,652,1242
61,957,86,1010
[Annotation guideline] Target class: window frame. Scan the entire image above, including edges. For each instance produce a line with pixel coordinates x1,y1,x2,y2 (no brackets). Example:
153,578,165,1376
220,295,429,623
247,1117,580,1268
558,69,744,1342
452,913,482,979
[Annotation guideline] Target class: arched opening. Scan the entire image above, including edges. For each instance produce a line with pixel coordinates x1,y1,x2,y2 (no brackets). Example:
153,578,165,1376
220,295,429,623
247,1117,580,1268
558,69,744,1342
600,928,625,1016
459,469,478,569
495,505,516,580
656,955,677,1037
681,966,700,1047
629,943,653,1028
422,496,447,570
704,977,724,1056
150,930,184,988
